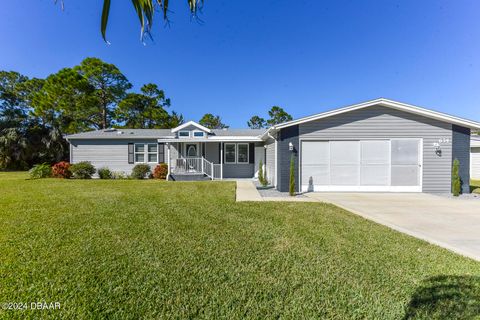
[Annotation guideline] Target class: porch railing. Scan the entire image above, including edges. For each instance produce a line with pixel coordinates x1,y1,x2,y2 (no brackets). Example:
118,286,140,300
173,157,221,180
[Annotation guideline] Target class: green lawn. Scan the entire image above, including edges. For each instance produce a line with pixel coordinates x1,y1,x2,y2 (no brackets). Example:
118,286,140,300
1,172,479,319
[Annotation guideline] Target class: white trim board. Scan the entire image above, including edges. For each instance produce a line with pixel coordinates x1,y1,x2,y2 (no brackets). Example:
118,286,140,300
171,121,212,133
272,98,480,131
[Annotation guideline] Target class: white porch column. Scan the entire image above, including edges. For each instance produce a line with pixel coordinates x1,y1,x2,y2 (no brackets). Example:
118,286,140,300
220,142,223,180
166,142,171,181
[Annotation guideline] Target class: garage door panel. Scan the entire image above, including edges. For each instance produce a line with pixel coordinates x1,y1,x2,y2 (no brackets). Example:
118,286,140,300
302,165,329,186
391,166,419,186
330,141,359,164
301,139,421,192
360,165,389,186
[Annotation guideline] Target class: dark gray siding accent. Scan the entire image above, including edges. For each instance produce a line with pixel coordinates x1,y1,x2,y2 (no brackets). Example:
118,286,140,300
265,137,276,186
299,105,453,193
70,139,163,174
452,125,471,193
277,125,299,192
205,142,220,163
223,164,254,178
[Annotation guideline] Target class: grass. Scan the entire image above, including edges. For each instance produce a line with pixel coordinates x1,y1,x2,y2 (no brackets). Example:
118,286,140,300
471,180,480,193
1,172,479,319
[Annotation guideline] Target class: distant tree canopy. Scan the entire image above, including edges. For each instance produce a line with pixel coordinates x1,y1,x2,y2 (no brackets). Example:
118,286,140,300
0,57,183,170
199,113,228,129
247,106,293,129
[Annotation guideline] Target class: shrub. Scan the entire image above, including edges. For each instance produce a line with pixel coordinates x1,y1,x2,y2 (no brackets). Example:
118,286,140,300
289,155,295,196
29,163,52,179
98,167,113,179
112,171,127,179
70,161,96,179
52,161,72,179
263,163,268,187
452,158,461,196
258,160,265,185
131,164,151,179
153,163,168,179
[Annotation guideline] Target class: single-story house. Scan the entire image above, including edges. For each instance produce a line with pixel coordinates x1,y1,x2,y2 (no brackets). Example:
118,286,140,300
471,135,480,180
66,98,480,193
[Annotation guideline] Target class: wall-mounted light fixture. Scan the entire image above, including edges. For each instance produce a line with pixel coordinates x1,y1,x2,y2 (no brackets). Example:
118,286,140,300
433,142,442,156
289,142,294,151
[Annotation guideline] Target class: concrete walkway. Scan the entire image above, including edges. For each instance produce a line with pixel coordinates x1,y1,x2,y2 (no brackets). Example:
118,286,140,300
235,181,317,202
305,192,480,262
235,181,263,201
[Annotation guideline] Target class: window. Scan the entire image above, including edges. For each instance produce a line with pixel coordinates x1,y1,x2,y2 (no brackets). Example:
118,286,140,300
147,144,158,163
186,144,198,157
179,131,190,138
225,144,236,163
134,144,145,163
134,143,158,163
237,143,249,163
193,131,204,137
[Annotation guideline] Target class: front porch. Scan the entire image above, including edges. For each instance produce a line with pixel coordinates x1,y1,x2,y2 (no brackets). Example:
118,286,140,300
165,141,258,181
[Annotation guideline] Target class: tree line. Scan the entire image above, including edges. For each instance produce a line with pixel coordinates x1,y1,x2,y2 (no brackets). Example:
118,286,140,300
1,57,292,170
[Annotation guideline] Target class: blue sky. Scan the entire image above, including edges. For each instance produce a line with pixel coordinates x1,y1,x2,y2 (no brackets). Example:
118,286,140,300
1,0,479,127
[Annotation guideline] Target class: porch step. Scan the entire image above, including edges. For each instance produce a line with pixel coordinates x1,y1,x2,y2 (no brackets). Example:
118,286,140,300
169,173,211,181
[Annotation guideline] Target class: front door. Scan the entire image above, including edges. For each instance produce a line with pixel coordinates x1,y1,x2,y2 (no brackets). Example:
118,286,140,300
185,143,199,158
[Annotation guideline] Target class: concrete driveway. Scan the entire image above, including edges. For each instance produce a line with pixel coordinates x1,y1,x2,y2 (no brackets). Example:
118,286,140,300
305,192,480,261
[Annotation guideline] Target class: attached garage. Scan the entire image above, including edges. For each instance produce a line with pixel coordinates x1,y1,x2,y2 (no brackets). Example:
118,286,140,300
271,99,480,194
301,139,422,192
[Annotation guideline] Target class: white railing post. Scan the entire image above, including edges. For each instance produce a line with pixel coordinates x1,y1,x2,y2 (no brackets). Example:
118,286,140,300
211,162,214,180
201,157,204,174
166,143,171,180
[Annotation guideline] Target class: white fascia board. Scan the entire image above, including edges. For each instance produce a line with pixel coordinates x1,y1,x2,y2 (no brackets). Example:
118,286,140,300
67,136,174,140
158,137,262,143
273,98,480,130
171,121,212,133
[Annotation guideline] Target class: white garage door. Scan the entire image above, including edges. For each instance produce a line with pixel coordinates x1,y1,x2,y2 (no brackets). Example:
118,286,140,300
301,139,422,192
472,147,480,180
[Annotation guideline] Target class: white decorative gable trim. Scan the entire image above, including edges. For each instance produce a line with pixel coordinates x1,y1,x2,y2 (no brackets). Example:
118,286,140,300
272,98,480,131
171,121,212,133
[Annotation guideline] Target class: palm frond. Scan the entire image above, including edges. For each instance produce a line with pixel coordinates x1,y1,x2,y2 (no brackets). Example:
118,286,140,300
100,0,204,42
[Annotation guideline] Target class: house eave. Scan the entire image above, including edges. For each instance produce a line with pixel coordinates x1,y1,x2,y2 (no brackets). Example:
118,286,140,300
272,98,480,131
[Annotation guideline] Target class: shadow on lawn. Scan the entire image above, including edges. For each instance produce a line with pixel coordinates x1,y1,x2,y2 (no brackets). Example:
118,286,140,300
403,275,480,319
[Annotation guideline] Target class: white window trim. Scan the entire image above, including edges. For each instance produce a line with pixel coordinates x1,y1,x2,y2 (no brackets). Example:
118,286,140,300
134,143,145,163
134,143,158,164
224,143,237,164
192,130,205,138
147,143,158,163
178,131,190,138
237,143,249,164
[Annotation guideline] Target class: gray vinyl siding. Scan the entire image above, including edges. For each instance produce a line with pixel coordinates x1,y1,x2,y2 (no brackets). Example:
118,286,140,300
169,143,180,170
299,105,453,193
452,125,471,193
471,147,480,180
223,164,254,178
277,125,300,192
70,139,164,175
205,142,220,163
265,137,276,186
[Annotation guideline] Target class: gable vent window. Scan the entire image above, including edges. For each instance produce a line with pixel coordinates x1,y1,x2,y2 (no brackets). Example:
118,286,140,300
193,131,204,138
179,131,190,138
